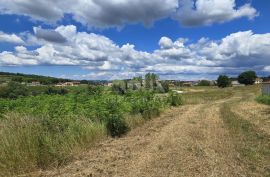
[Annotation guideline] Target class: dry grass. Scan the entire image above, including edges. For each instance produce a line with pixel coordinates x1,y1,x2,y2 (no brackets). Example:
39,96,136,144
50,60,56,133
221,102,270,176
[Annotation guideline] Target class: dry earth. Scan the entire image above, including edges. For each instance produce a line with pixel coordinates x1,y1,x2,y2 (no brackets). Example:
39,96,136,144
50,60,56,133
25,93,268,177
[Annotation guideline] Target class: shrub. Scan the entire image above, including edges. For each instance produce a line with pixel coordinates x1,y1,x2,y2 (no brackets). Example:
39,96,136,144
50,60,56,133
256,95,270,105
0,81,29,99
127,90,162,119
106,116,129,137
167,92,183,106
198,80,211,86
161,81,170,93
45,87,68,95
88,85,103,96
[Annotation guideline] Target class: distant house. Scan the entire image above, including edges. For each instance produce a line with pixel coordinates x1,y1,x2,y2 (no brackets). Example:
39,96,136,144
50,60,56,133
255,78,263,84
262,82,270,95
231,81,244,87
56,81,80,87
107,82,113,87
27,81,41,86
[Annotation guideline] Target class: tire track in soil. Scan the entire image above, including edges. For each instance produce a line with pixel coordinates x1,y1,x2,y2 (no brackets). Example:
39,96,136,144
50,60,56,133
39,100,246,177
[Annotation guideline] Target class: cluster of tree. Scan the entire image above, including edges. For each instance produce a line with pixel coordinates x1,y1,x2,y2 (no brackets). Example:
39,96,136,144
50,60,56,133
217,70,258,88
0,82,30,99
111,73,170,94
197,80,211,86
0,82,69,99
0,72,71,85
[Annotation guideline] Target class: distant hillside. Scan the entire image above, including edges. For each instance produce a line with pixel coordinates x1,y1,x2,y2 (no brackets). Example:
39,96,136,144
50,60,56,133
0,72,72,85
0,72,109,85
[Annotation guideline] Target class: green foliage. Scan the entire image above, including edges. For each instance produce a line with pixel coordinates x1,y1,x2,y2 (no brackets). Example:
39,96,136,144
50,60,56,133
238,70,257,85
0,71,71,85
145,73,159,90
127,90,163,119
167,92,183,106
106,116,129,137
256,95,270,105
198,80,211,86
0,81,30,99
0,113,106,176
0,84,181,175
112,80,127,95
161,81,170,93
217,75,231,88
45,87,69,95
88,85,103,96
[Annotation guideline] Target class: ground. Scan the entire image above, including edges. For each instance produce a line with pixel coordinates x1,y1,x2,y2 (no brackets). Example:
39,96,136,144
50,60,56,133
31,86,269,177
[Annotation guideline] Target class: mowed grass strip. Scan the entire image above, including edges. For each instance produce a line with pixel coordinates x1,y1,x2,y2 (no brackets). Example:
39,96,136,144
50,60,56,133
220,102,270,176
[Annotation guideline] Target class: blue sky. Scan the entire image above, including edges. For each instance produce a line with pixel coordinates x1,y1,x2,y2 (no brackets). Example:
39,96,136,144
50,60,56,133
0,0,269,80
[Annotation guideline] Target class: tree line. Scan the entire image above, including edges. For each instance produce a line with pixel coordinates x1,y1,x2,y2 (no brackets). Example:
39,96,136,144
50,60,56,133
217,70,258,88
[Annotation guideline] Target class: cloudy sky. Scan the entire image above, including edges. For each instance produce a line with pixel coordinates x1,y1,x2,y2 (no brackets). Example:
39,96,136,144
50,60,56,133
0,0,269,80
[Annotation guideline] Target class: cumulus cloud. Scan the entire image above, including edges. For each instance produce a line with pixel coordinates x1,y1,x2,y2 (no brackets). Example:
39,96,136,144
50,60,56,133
33,27,67,43
0,0,257,28
0,25,270,80
174,0,258,26
0,31,24,44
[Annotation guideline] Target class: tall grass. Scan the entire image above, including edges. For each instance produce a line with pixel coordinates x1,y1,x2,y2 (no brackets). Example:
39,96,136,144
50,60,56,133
0,90,180,175
0,113,106,176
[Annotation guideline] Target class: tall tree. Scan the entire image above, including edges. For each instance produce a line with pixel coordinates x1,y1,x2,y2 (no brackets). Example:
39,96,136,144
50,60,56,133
238,70,257,85
217,75,231,88
145,73,152,89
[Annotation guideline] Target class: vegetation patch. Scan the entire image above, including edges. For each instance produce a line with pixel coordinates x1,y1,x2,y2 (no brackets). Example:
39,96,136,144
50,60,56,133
256,95,270,105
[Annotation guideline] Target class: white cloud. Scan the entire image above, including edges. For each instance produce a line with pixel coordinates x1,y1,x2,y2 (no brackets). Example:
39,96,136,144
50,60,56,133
174,0,258,26
0,31,24,44
0,0,257,28
0,26,270,79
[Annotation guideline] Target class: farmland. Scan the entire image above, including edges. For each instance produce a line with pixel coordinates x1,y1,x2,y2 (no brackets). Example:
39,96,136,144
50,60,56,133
0,79,270,176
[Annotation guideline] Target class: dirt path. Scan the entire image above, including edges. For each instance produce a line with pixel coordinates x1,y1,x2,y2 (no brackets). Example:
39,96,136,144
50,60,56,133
40,99,247,177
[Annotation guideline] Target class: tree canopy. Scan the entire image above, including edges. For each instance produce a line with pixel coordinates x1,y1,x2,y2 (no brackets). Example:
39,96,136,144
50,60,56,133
238,71,257,85
217,75,231,88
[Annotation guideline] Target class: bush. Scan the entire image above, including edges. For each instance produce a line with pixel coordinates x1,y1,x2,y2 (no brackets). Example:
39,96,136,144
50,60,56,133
198,80,211,86
45,87,68,95
127,90,162,119
161,81,170,93
88,85,103,96
167,92,183,106
106,116,129,137
256,95,270,105
0,82,29,99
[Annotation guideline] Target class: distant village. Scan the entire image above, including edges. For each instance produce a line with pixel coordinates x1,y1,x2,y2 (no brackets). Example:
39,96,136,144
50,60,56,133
0,77,266,87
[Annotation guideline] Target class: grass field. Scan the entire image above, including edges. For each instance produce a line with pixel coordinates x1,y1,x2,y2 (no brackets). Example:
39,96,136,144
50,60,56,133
1,84,270,176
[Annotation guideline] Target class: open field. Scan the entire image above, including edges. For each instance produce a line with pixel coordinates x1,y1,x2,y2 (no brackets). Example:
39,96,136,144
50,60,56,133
1,85,270,177
29,85,269,177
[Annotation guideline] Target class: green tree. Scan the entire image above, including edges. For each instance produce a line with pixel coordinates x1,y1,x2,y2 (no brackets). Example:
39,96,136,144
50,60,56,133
161,81,170,93
198,80,211,86
145,73,152,89
151,73,159,89
238,70,257,85
0,82,30,99
217,75,231,88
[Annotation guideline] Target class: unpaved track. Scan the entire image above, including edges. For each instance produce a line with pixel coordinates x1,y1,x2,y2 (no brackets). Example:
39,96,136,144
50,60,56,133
41,99,246,177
